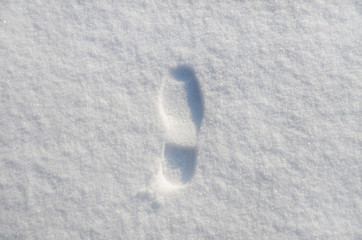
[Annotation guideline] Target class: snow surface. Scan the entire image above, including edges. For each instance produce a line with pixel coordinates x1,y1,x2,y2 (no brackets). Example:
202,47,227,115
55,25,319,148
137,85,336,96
1,1,361,239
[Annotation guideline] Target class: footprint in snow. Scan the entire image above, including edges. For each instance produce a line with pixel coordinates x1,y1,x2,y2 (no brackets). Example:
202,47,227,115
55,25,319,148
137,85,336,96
157,65,204,188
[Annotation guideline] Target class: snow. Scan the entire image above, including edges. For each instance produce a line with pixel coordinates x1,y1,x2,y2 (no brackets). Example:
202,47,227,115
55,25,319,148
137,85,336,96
1,1,361,239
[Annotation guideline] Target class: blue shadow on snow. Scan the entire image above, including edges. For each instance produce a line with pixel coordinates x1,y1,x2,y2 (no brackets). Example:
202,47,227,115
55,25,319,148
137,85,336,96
170,65,204,130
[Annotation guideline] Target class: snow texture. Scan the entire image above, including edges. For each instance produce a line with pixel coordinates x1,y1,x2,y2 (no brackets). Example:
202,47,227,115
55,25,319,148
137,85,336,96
1,0,361,239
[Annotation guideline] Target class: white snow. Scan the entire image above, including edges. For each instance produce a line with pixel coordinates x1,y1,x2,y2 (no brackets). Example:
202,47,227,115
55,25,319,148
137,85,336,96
1,1,361,239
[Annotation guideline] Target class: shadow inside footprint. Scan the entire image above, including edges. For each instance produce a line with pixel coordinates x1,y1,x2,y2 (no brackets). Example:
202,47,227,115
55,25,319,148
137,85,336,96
170,65,204,130
163,143,196,184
